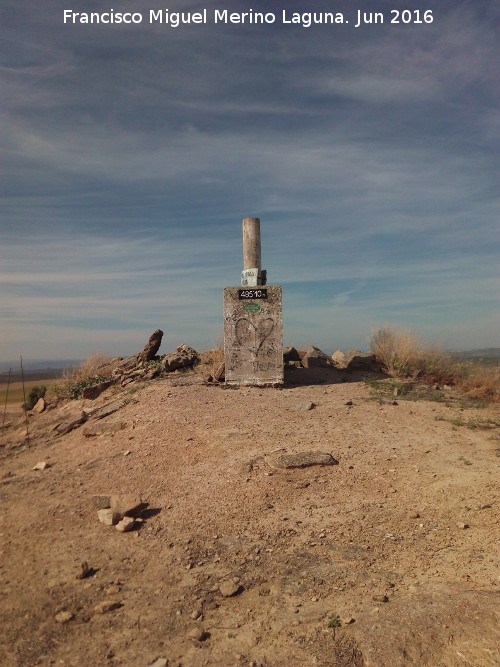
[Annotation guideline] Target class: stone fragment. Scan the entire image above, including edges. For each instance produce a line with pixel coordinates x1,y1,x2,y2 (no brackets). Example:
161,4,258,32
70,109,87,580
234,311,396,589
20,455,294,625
407,511,420,519
104,585,121,595
55,413,87,435
98,509,117,526
110,494,142,519
331,350,347,367
83,421,126,437
273,451,338,469
93,600,121,614
116,517,135,532
55,611,74,623
219,580,241,597
92,494,111,509
372,595,389,603
290,401,316,412
188,625,206,641
33,397,46,413
342,617,355,625
283,346,301,363
139,329,164,362
457,522,469,529
301,346,333,369
149,660,168,667
33,461,49,470
162,344,200,372
76,561,91,580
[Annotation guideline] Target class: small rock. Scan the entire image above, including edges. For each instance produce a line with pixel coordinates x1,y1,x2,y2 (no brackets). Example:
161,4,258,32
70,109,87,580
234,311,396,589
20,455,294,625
55,610,74,623
104,584,121,595
407,511,420,519
92,494,111,509
33,461,49,471
273,451,338,469
342,616,355,625
219,580,241,597
290,401,316,412
98,509,117,526
116,517,135,532
76,561,91,580
457,522,469,529
149,659,168,667
123,450,131,456
33,397,46,413
93,600,121,614
188,625,206,641
191,609,203,620
392,400,399,406
345,400,353,406
110,494,142,519
372,595,389,603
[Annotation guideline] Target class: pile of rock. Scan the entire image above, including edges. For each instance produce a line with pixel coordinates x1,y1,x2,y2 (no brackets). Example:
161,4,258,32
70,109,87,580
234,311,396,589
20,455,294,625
94,494,144,532
86,332,201,396
283,345,386,374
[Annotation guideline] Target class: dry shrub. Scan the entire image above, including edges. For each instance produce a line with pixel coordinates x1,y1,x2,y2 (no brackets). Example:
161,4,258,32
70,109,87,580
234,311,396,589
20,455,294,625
458,365,500,403
369,327,430,376
370,326,500,402
198,346,225,379
63,352,111,383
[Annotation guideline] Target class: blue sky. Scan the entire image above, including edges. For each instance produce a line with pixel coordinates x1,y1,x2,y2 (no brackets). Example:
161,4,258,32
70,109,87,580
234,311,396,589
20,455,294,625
1,0,498,361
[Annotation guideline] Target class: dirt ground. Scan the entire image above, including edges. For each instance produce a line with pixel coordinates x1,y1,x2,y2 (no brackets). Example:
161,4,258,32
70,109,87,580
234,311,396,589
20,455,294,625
1,367,499,667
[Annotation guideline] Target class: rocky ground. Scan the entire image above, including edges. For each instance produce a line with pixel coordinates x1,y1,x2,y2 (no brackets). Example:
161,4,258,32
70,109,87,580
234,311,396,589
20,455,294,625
0,364,499,667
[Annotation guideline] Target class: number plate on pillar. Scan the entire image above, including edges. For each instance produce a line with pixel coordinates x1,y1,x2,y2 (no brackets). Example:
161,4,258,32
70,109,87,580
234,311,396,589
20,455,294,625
238,289,268,300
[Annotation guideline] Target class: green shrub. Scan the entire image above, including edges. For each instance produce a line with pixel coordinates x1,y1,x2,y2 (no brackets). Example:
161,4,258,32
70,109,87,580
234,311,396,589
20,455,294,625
66,376,112,399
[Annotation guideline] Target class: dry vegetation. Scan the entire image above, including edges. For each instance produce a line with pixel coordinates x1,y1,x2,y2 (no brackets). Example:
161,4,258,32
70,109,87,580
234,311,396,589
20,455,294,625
62,352,110,383
369,326,500,402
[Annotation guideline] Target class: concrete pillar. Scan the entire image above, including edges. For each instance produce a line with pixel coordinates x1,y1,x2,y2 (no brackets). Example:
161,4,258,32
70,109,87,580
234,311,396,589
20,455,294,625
242,217,261,272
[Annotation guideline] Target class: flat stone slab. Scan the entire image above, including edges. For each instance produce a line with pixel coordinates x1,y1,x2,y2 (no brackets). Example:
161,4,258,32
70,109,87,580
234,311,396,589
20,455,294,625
272,451,339,469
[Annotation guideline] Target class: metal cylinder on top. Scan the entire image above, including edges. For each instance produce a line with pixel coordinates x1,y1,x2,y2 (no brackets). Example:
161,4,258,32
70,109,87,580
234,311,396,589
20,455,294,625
242,217,261,272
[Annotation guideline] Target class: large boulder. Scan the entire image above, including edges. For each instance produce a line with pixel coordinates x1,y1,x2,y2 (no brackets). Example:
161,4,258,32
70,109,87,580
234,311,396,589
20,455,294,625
301,346,333,369
162,344,200,372
139,329,164,362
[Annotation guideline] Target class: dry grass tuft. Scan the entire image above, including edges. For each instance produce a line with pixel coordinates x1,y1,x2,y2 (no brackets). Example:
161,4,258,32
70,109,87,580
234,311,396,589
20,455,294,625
64,352,111,383
198,347,225,380
369,326,499,402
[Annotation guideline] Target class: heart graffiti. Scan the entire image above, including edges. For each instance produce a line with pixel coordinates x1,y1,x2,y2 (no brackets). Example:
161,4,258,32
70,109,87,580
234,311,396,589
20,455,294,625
235,317,275,354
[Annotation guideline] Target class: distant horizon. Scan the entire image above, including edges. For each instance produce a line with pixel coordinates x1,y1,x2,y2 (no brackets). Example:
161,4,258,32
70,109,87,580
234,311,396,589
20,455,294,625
2,344,499,371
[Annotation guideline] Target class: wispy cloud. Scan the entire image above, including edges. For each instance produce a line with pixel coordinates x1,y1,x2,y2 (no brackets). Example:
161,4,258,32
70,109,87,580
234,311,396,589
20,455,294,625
1,0,498,359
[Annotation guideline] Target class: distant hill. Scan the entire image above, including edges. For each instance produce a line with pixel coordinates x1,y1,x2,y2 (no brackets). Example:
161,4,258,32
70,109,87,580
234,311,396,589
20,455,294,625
452,348,500,366
0,359,81,373
0,359,81,384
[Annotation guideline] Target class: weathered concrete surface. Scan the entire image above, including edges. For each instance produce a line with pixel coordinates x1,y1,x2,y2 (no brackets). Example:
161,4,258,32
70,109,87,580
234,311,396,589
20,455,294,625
224,285,283,386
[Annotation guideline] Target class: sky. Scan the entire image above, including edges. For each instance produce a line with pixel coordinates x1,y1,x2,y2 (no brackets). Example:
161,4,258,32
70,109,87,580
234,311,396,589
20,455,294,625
1,0,499,362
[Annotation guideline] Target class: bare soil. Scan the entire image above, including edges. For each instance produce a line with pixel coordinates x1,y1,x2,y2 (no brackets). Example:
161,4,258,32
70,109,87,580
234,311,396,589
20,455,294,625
1,368,499,667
